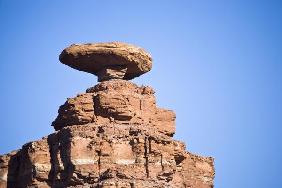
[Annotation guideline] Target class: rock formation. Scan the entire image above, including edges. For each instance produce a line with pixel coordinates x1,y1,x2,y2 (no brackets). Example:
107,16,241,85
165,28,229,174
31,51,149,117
0,42,215,188
59,42,152,81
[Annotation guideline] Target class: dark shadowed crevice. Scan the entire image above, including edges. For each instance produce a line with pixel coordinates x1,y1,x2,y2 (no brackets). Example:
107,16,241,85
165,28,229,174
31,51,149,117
144,137,149,178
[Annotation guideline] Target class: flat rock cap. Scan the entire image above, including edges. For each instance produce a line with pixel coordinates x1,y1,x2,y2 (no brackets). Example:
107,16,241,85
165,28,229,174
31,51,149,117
59,42,152,80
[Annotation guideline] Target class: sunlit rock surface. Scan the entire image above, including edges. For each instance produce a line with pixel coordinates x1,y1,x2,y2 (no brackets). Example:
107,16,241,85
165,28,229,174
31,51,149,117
0,42,214,188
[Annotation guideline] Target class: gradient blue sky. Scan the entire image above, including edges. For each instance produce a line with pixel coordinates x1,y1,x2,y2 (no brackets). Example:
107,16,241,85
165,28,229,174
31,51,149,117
0,1,281,187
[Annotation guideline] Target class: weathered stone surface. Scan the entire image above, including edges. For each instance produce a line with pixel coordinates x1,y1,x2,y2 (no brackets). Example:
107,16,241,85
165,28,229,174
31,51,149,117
0,42,215,187
0,124,214,188
52,80,176,137
97,66,128,82
59,42,152,81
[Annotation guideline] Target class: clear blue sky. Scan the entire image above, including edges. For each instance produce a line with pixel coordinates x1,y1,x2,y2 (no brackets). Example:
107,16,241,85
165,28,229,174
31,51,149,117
0,1,281,187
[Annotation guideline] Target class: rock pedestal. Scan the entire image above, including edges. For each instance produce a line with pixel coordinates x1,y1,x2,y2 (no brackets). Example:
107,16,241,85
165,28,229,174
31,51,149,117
0,42,214,188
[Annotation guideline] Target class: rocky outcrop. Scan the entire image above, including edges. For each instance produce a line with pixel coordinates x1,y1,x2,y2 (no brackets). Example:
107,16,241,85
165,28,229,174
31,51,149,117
0,123,214,188
0,42,214,188
52,80,176,137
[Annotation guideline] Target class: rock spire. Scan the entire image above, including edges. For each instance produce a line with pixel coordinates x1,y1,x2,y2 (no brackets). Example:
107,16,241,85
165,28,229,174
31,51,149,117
0,42,214,188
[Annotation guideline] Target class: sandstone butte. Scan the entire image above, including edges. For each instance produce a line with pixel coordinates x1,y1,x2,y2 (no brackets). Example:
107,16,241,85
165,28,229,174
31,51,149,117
0,42,215,188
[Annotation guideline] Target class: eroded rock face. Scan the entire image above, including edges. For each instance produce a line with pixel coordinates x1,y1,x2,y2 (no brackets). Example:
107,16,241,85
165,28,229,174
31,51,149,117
0,42,215,187
0,124,214,188
59,42,152,81
0,80,214,188
52,80,176,137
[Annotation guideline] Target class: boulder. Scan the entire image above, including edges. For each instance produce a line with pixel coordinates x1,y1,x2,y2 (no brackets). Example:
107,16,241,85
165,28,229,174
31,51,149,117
59,42,152,81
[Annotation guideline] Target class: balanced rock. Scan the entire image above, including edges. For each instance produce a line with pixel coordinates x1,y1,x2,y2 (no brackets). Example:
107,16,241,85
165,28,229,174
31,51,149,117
0,42,215,188
59,42,152,81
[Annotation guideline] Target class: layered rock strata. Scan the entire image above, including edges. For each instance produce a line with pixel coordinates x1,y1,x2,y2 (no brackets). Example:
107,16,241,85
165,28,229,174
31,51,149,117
52,80,175,137
0,42,214,188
